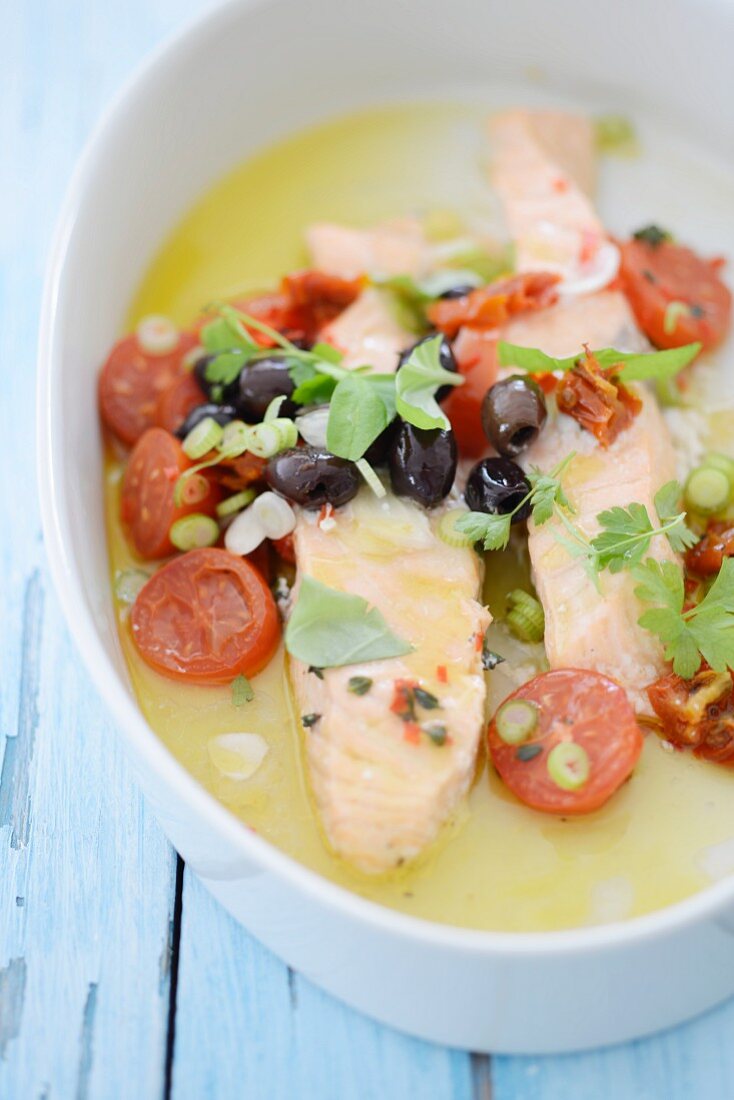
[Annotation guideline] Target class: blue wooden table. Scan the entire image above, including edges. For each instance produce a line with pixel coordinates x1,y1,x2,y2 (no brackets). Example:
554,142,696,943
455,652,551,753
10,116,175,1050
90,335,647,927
2,1,734,1096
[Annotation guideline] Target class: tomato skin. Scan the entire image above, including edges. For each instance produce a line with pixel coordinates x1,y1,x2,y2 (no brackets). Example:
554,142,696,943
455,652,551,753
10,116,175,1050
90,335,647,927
272,533,296,564
443,330,499,457
685,522,734,577
130,548,280,684
99,330,198,446
121,428,220,560
155,371,206,435
488,669,644,815
619,238,732,351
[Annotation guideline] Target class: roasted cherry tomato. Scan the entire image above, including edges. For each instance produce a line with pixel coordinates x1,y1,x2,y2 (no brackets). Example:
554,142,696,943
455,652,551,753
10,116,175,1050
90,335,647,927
155,371,207,435
120,428,220,560
488,669,644,815
443,329,500,457
619,236,732,351
99,329,198,445
130,548,280,683
272,533,296,564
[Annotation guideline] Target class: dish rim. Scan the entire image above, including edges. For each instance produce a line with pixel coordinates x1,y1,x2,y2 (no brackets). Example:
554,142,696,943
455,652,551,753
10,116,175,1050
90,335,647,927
37,0,734,956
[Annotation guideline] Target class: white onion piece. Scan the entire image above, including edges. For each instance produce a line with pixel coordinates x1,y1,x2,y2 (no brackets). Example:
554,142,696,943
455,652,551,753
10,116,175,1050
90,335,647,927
252,492,296,539
296,406,330,448
558,241,621,298
224,506,266,555
208,733,269,781
136,314,179,355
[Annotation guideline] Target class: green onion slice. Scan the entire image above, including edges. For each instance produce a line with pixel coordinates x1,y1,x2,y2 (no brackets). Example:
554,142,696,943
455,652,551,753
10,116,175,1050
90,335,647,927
495,699,539,745
684,466,731,516
169,513,220,551
547,741,590,791
182,416,224,460
437,509,476,548
216,489,257,519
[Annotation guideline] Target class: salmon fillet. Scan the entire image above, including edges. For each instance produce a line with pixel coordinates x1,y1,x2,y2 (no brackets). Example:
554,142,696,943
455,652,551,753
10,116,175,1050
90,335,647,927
489,110,678,709
290,494,489,873
287,225,490,873
306,216,430,280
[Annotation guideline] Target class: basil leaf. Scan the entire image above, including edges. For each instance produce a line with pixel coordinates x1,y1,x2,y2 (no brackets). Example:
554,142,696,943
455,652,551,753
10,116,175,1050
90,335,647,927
285,576,413,668
326,374,394,460
395,335,463,431
497,341,701,383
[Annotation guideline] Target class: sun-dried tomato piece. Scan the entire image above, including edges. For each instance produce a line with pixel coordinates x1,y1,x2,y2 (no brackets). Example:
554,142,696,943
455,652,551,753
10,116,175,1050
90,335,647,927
281,270,364,339
556,348,642,447
427,272,560,338
686,521,734,577
647,666,734,764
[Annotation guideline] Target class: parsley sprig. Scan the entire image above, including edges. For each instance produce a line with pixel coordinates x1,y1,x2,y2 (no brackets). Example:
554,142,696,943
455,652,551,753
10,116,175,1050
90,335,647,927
633,558,734,679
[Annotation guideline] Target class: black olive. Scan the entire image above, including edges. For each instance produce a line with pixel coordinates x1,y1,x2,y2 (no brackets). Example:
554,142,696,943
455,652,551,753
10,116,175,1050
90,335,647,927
464,457,531,521
265,447,360,509
481,375,547,457
192,355,234,403
388,423,457,508
363,421,398,467
397,333,458,402
237,355,298,422
438,283,477,300
174,402,238,440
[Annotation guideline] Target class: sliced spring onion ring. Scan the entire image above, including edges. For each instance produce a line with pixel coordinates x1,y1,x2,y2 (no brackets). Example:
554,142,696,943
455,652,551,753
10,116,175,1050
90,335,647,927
264,395,287,422
220,420,250,457
247,418,298,458
495,699,539,745
684,466,731,516
175,472,212,508
437,509,476,548
114,568,149,605
547,741,590,791
136,314,179,356
216,489,257,519
295,406,330,448
663,300,691,336
506,589,545,643
169,513,220,551
181,344,206,372
252,492,296,539
356,458,386,499
182,416,224,460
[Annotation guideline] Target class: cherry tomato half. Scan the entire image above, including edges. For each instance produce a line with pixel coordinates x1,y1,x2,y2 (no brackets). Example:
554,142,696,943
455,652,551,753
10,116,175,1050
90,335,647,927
443,329,500,458
619,237,732,352
488,669,644,815
155,371,207,435
121,428,220,560
130,548,280,683
99,329,198,446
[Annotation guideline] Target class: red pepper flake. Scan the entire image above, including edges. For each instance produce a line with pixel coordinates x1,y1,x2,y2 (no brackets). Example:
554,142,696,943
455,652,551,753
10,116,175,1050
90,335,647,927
552,176,569,194
390,679,418,722
403,722,422,745
474,632,484,653
579,229,600,266
436,665,448,684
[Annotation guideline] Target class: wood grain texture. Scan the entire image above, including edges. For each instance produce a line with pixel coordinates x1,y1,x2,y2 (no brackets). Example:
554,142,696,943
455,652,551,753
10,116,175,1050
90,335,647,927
2,0,733,1097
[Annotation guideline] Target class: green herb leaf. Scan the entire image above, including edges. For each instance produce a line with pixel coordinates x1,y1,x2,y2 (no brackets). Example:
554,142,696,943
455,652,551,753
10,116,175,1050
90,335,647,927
424,723,448,746
310,341,343,365
633,225,672,247
231,674,254,706
414,687,440,710
497,341,701,384
591,503,655,573
634,558,734,679
347,675,373,696
455,511,513,552
526,454,576,526
395,335,463,431
594,114,638,156
285,576,413,668
326,373,395,460
291,371,338,406
654,481,698,553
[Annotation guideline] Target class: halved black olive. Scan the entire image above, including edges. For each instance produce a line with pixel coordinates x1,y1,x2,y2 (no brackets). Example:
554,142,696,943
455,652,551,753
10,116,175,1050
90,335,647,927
237,355,298,422
438,283,477,300
397,333,458,402
193,355,240,404
388,423,457,508
174,402,238,440
265,447,360,509
464,457,531,520
481,375,547,457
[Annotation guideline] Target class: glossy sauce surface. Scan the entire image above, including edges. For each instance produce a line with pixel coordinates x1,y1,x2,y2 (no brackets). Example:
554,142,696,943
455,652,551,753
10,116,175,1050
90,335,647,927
108,104,734,932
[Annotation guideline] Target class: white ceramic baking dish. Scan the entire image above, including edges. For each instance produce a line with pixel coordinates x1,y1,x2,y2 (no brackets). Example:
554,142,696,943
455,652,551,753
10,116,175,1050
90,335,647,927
37,0,734,1053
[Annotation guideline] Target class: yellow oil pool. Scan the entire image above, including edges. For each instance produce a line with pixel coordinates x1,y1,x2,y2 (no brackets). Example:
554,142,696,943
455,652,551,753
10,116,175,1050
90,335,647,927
107,104,734,932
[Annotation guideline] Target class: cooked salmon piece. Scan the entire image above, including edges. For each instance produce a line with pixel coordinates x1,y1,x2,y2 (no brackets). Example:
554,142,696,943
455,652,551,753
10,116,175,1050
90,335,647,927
320,287,414,374
290,494,489,873
306,216,430,280
489,110,678,709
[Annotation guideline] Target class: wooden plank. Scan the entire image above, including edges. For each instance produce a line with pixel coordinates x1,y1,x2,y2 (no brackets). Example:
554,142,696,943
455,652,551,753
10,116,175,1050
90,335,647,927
492,999,734,1100
171,870,475,1100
